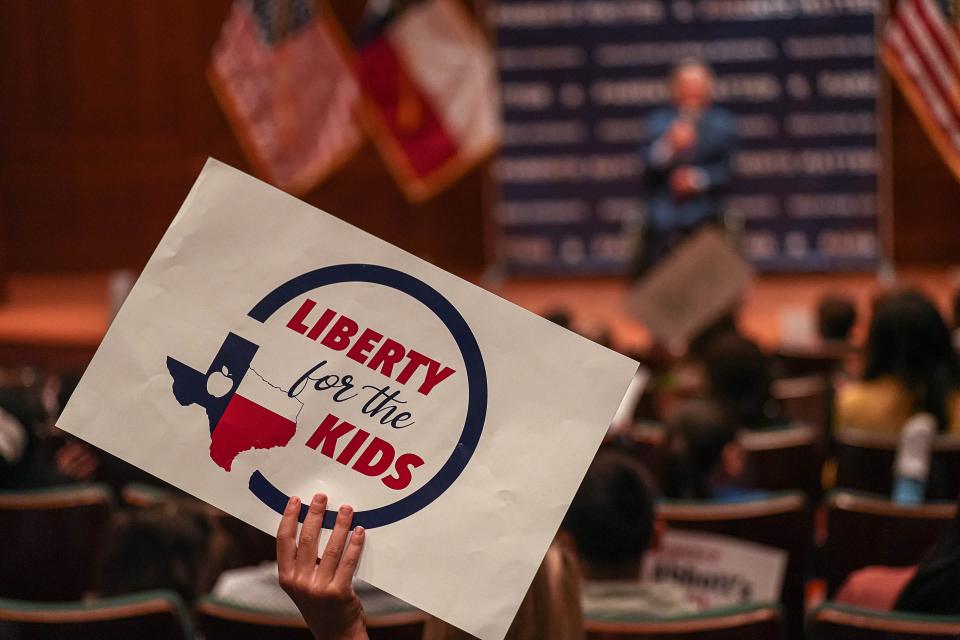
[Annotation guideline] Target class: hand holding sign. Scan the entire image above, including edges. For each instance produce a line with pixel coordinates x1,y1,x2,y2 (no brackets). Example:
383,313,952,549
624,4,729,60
278,494,368,640
58,160,637,640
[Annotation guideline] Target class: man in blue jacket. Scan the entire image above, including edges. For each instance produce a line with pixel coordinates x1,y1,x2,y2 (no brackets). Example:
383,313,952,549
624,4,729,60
631,60,737,278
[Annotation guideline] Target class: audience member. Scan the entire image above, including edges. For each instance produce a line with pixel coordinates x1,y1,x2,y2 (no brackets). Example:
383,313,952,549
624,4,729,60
561,449,697,617
0,386,70,488
953,287,960,351
895,504,960,615
703,333,782,430
660,399,764,502
836,289,960,435
423,541,583,640
817,294,857,345
836,505,960,615
543,308,573,331
277,492,584,640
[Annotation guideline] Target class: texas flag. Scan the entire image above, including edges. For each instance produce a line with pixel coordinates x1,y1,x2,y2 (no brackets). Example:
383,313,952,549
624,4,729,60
354,0,502,202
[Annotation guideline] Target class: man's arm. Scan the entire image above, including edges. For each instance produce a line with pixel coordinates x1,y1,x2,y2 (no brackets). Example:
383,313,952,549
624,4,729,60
683,110,738,193
642,111,679,172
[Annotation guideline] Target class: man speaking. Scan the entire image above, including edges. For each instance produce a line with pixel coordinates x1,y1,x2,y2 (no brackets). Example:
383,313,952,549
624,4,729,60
630,60,738,278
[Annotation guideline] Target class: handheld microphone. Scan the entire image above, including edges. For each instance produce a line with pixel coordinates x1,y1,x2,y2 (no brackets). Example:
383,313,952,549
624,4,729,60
892,412,936,504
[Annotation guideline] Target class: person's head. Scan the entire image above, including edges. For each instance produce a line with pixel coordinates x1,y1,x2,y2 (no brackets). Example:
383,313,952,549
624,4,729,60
422,540,583,640
864,289,960,430
895,504,960,615
544,308,573,331
704,333,776,429
687,313,740,362
671,59,714,113
561,450,658,580
817,294,857,343
95,505,210,608
661,398,743,500
953,288,960,331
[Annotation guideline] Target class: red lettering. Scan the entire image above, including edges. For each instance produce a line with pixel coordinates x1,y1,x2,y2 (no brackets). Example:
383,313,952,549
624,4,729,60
320,315,359,351
335,429,370,465
382,453,425,490
286,299,316,334
396,349,431,384
304,413,356,457
346,328,384,365
418,361,456,396
306,308,336,341
352,437,395,477
367,338,406,377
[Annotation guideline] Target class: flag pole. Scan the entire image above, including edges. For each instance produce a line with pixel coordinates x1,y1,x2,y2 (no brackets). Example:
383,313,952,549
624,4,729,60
876,0,897,284
470,0,506,289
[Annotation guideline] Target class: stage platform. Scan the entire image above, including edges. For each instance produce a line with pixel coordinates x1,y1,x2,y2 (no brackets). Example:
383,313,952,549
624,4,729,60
0,269,955,371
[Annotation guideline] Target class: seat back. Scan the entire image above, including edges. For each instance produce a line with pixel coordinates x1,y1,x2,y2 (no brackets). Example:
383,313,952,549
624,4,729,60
773,346,850,379
770,375,831,438
824,491,956,595
836,430,960,501
198,597,426,640
0,483,112,600
658,493,807,640
811,603,960,639
740,426,823,503
586,602,784,640
0,590,191,640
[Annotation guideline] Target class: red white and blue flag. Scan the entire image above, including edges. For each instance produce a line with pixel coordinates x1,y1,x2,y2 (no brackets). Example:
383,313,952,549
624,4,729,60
354,0,501,202
209,0,362,194
883,0,960,181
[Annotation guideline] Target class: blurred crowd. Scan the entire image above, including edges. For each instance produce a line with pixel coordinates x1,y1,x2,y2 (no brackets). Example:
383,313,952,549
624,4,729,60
3,283,960,639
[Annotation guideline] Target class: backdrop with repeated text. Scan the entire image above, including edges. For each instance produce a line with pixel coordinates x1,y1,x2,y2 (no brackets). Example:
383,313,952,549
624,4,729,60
494,0,880,275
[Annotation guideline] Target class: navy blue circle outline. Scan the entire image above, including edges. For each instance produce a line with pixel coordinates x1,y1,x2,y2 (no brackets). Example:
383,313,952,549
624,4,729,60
245,263,487,529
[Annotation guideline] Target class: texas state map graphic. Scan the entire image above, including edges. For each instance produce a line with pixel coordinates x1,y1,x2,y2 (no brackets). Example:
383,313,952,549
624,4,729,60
166,332,301,471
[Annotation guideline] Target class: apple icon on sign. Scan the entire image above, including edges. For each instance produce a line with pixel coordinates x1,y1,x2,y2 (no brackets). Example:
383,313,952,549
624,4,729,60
206,366,234,399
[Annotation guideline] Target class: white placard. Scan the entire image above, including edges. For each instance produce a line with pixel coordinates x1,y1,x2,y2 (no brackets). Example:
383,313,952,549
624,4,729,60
625,228,753,346
58,159,638,640
642,529,787,610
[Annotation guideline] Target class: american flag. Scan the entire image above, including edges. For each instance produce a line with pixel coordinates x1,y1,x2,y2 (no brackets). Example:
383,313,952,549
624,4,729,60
882,0,960,180
209,0,363,194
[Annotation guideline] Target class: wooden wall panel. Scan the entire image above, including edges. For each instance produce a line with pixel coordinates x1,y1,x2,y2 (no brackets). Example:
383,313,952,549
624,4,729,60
0,0,488,276
889,88,960,265
3,0,959,277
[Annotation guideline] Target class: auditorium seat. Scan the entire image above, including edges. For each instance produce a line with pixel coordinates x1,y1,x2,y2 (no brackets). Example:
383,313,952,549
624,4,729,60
585,602,784,640
122,482,276,570
658,492,807,640
835,429,960,500
0,590,191,640
739,425,823,502
121,482,175,508
197,596,426,640
770,375,831,438
824,491,956,595
0,483,112,600
773,346,849,379
811,602,960,639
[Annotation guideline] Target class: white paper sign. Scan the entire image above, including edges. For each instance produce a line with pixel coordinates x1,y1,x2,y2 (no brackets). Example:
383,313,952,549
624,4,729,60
58,159,638,640
642,529,787,610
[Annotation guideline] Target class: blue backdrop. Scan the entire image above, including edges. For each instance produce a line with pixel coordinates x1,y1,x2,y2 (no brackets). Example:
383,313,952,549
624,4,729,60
494,0,880,275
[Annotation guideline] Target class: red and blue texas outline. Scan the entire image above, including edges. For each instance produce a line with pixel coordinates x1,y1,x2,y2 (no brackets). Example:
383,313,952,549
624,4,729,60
166,332,297,471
